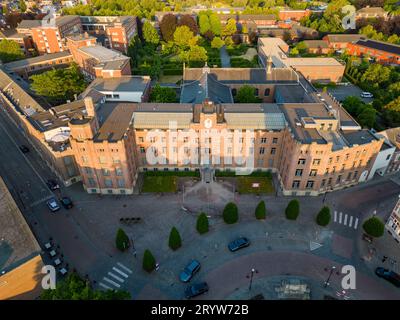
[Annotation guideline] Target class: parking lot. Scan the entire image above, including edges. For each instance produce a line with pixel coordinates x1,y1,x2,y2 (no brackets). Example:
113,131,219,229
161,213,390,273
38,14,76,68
319,84,374,104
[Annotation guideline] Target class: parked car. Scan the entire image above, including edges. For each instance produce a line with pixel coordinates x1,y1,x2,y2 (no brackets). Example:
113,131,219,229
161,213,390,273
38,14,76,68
360,92,373,98
46,198,60,212
228,237,250,252
60,197,73,209
375,267,400,287
179,259,201,282
46,179,60,191
185,282,209,299
19,145,30,153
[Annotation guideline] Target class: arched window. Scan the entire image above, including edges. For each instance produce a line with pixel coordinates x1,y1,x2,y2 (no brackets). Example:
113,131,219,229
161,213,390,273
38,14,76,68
264,88,270,96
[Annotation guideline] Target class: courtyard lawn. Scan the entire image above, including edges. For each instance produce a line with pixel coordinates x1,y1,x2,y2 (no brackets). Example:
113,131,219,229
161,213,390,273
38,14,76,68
141,176,177,193
237,176,275,194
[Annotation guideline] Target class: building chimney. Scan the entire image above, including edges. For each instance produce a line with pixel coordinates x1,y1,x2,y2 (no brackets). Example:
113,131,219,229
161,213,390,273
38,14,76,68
84,97,96,118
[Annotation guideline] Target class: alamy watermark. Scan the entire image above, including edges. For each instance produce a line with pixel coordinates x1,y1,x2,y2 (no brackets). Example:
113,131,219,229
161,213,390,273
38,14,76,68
342,5,356,30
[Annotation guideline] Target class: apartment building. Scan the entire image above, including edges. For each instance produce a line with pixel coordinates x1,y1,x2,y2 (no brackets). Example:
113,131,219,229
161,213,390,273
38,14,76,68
66,62,384,196
258,37,345,82
355,6,388,21
322,34,364,50
347,38,400,65
66,34,131,79
25,15,82,54
80,16,137,53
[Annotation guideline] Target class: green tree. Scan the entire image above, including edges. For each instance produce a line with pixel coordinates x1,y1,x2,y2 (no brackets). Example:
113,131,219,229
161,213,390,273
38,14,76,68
159,13,177,42
285,199,300,220
168,227,182,250
115,228,130,251
30,63,87,104
222,18,237,38
177,14,198,34
363,216,385,238
316,206,331,226
19,0,27,12
149,85,177,102
223,202,239,224
361,64,391,85
290,47,299,56
142,21,159,46
143,249,156,272
173,25,196,49
199,14,211,34
196,212,209,234
185,45,208,64
255,200,266,220
41,272,130,300
0,39,24,63
211,37,225,49
235,85,261,103
209,13,222,36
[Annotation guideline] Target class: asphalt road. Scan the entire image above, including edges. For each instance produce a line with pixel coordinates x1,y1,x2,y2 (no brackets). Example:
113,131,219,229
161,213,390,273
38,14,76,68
321,84,374,104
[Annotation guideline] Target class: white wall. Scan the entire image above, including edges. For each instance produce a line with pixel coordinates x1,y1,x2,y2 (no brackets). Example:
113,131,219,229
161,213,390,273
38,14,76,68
368,145,396,180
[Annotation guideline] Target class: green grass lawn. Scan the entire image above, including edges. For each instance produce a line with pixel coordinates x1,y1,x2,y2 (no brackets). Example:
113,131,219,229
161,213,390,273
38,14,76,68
141,176,177,193
237,176,275,194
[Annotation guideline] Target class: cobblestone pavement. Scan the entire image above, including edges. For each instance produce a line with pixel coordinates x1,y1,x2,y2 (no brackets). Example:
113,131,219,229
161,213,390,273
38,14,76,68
56,175,400,300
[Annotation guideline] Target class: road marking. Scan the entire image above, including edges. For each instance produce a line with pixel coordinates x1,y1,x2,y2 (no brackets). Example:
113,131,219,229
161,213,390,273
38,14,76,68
112,267,128,278
99,283,113,290
310,241,323,251
349,216,353,228
108,272,124,283
344,214,348,226
334,211,337,222
354,218,359,229
339,212,342,224
103,277,121,288
117,262,132,274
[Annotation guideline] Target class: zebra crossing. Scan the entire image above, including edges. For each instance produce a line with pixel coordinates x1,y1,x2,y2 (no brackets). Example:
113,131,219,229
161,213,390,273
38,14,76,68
333,211,359,230
99,262,133,290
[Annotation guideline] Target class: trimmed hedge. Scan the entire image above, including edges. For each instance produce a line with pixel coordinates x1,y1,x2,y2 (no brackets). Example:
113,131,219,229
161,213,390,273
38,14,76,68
143,249,156,273
115,228,130,251
255,200,266,220
316,206,331,226
363,216,385,238
223,202,239,224
196,212,209,234
168,227,182,250
215,170,272,178
285,199,300,220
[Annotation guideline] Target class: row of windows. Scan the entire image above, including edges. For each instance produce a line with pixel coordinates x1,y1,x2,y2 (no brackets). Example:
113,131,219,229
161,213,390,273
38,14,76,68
81,156,121,164
292,171,359,189
83,167,123,176
87,177,125,188
139,137,279,144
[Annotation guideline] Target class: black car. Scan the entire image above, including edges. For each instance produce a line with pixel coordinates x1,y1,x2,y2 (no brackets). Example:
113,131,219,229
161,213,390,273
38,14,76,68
19,145,30,153
46,179,60,191
228,237,250,252
375,267,400,287
185,282,209,299
60,197,73,209
179,260,201,282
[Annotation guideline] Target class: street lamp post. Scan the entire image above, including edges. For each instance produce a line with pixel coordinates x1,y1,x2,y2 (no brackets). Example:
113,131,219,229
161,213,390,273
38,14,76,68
246,268,258,291
324,266,336,288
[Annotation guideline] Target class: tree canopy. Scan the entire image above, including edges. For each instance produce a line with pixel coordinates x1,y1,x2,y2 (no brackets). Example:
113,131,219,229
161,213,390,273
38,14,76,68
0,39,24,63
41,272,130,300
363,216,385,238
159,13,177,42
235,85,261,103
142,21,159,46
30,63,87,104
223,202,239,224
149,85,177,103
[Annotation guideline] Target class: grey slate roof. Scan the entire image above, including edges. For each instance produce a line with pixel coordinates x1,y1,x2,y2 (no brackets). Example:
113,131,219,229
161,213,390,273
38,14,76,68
342,130,379,146
180,72,233,104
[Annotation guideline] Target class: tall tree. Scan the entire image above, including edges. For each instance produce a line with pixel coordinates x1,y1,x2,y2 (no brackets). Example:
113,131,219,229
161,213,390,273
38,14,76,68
173,25,197,49
0,39,24,63
115,228,130,251
178,14,198,35
19,0,27,13
235,85,261,103
209,13,221,36
142,21,159,46
159,13,177,42
199,13,211,34
222,18,237,38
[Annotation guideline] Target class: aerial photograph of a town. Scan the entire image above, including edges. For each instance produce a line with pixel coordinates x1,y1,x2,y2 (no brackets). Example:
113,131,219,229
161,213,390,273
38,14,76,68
0,0,400,315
